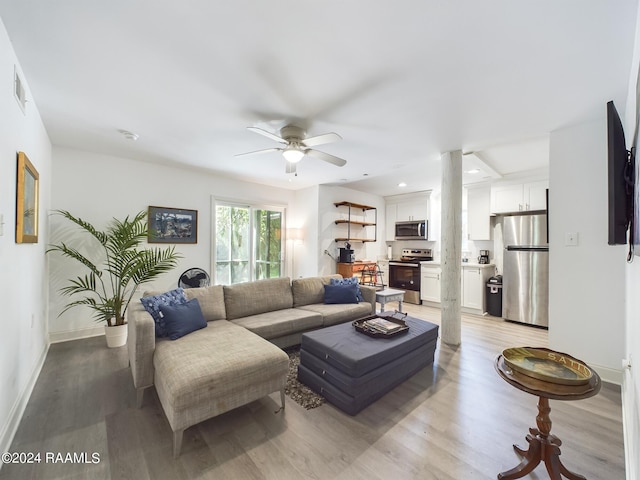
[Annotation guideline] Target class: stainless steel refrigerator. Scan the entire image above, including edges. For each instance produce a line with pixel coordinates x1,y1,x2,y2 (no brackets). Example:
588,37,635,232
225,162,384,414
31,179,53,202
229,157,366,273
502,213,549,327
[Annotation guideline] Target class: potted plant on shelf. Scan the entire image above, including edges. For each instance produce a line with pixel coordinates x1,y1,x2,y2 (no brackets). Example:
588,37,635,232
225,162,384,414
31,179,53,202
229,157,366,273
47,210,183,347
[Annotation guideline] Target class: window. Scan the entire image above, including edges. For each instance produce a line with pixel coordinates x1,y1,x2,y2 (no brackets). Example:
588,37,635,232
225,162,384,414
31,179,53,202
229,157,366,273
214,202,284,284
254,208,283,280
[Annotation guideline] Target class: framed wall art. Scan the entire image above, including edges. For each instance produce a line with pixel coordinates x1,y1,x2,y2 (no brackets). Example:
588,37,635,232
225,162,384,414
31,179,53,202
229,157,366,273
148,206,197,244
16,151,39,243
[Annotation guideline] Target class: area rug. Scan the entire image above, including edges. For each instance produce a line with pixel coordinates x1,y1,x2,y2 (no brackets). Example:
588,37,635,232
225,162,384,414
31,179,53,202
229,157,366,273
284,346,325,410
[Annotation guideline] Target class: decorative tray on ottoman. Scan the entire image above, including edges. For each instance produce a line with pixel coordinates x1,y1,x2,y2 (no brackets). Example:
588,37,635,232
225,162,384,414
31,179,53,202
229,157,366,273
502,347,593,386
353,312,409,338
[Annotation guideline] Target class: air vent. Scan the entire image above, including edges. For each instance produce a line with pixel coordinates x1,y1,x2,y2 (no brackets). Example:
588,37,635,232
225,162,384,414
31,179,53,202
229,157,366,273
14,66,26,113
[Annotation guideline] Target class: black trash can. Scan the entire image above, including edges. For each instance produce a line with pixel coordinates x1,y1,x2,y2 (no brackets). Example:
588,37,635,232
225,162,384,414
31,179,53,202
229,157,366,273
486,275,503,317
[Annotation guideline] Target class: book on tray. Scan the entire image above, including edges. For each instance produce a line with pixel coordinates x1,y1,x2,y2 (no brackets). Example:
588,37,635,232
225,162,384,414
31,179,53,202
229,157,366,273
363,317,403,333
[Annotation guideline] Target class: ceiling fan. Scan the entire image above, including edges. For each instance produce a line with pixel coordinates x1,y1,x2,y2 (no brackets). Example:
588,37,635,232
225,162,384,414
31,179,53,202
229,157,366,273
236,125,347,174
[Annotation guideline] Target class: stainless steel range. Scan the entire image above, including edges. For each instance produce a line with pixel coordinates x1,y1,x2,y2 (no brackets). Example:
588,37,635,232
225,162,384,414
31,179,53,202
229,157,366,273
388,248,433,304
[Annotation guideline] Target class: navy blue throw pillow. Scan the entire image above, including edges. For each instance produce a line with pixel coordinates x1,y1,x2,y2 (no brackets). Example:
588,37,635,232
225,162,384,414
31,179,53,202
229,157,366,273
159,298,207,340
330,276,364,301
140,288,188,337
324,283,360,304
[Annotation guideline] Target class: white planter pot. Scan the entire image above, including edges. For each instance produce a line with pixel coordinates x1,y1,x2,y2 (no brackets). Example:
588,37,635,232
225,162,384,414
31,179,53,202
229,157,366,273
104,324,127,348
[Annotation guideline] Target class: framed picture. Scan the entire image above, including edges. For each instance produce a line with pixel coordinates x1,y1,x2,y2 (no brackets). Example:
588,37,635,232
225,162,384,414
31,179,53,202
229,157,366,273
148,206,197,244
16,151,39,243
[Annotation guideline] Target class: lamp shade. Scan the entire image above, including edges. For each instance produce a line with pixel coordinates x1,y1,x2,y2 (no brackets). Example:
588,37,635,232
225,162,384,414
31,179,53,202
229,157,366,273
287,227,304,242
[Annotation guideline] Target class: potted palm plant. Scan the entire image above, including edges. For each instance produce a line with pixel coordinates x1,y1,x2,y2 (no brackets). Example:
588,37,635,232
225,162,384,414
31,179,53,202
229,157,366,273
48,210,183,347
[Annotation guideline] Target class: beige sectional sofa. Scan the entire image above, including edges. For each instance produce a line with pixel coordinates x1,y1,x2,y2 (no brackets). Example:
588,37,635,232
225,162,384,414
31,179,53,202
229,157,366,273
127,274,376,456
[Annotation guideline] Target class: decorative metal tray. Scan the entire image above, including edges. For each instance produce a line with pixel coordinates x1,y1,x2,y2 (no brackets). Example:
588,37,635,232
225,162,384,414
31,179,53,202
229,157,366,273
353,312,409,338
502,347,593,386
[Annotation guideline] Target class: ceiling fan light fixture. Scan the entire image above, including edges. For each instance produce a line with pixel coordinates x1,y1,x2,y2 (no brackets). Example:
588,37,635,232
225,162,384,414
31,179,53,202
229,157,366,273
282,145,304,163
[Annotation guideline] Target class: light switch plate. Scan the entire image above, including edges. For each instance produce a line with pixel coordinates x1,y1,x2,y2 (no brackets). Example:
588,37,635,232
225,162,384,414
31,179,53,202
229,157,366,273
565,232,578,246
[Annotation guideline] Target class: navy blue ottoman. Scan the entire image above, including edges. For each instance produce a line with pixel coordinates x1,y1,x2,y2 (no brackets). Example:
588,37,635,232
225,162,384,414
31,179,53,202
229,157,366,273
297,313,439,415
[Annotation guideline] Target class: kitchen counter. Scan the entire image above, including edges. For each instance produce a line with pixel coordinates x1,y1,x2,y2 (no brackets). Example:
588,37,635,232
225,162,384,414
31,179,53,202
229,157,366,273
420,261,495,269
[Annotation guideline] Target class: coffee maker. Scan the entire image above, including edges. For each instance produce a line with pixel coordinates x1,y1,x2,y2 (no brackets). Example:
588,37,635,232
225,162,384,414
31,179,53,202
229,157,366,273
339,243,355,263
478,250,490,264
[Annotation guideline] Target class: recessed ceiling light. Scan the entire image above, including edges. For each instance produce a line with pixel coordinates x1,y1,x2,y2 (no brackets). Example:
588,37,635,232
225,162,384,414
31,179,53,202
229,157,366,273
118,129,139,141
398,182,407,187
466,169,480,174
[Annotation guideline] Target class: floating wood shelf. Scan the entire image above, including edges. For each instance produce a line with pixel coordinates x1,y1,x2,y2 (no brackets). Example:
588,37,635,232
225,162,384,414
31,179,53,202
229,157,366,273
333,201,378,243
334,219,376,226
334,201,376,211
334,237,377,243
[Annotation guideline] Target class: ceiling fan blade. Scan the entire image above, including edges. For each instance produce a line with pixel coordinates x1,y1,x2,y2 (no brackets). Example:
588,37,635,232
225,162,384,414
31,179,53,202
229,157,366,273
235,147,282,157
305,149,347,167
302,132,342,147
247,127,287,144
285,162,297,174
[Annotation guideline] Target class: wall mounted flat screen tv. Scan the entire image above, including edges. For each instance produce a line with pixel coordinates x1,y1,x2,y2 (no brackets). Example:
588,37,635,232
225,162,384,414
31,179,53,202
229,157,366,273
634,127,640,254
607,100,634,246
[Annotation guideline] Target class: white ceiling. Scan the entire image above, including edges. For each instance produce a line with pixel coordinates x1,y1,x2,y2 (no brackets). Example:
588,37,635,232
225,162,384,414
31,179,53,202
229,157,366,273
0,1,637,197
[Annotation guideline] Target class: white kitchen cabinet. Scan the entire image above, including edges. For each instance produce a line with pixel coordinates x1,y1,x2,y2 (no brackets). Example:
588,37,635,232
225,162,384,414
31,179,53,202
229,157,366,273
491,180,548,214
461,265,495,312
386,192,430,222
396,198,428,222
420,263,494,312
491,184,524,213
462,267,484,310
525,181,549,210
420,264,441,303
466,185,491,240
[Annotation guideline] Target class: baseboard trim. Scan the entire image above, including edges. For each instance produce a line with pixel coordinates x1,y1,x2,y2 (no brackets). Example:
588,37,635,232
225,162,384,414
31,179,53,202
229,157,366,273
590,363,623,385
0,342,50,465
49,325,104,344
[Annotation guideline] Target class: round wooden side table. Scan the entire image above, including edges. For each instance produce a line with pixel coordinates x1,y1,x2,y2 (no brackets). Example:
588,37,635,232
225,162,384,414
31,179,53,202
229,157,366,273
494,353,601,480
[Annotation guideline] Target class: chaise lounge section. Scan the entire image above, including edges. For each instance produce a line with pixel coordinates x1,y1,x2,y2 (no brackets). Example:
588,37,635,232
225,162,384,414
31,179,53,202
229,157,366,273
127,274,376,456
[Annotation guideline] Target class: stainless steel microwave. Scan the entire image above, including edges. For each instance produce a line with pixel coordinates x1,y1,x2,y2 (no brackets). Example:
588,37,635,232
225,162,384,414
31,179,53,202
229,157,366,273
395,220,428,240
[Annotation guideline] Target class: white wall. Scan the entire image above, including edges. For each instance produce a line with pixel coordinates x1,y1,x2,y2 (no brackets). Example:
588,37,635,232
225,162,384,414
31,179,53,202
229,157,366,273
548,115,640,478
625,262,640,480
49,147,296,340
317,185,386,276
0,19,52,457
272,184,387,279
623,5,640,478
289,185,319,279
548,118,626,381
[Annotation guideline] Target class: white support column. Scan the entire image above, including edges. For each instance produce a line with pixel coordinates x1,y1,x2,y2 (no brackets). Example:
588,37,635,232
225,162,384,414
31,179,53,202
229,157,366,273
440,150,462,346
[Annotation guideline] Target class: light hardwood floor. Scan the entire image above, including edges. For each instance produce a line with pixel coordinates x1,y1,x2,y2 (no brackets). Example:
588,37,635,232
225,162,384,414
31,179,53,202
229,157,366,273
1,305,625,479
